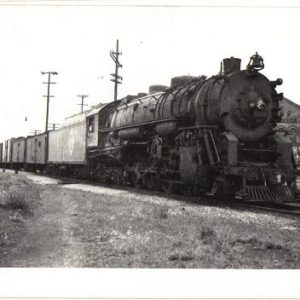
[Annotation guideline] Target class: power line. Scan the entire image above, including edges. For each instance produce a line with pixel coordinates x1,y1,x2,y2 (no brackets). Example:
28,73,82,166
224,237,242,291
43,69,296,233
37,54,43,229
110,39,122,101
77,94,89,112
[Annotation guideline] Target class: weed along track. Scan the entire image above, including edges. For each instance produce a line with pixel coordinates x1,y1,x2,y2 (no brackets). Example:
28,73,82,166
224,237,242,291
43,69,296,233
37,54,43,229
0,171,299,268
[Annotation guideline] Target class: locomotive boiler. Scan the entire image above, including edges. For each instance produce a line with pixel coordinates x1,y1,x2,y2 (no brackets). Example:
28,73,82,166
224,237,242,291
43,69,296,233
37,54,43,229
91,53,295,202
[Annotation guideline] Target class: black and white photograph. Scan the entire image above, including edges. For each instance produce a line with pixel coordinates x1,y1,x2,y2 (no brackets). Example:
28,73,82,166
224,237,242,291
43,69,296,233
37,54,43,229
0,0,299,298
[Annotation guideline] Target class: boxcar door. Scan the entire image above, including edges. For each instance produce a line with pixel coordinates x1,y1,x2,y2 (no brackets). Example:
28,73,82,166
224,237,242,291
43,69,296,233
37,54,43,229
5,141,8,162
17,142,20,162
34,138,37,164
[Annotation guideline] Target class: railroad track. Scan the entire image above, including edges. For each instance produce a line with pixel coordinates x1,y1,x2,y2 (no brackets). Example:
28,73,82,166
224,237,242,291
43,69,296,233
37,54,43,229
176,193,300,218
217,200,300,218
5,169,300,218
127,187,300,218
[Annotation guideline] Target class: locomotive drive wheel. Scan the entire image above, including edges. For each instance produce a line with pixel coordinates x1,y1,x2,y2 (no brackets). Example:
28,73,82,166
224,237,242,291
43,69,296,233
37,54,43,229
161,181,174,194
144,173,157,190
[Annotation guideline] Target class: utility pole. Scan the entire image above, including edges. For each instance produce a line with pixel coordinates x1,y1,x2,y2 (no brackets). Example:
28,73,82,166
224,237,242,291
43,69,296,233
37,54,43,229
110,39,122,101
41,71,58,133
77,94,89,112
41,71,58,165
48,123,61,131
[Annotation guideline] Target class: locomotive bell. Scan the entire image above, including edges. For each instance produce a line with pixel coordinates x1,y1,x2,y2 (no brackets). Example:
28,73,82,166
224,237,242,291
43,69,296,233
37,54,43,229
247,52,264,71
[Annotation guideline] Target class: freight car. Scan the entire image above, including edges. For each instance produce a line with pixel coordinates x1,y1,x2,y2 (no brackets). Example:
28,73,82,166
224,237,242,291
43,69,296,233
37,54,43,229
47,112,87,176
0,53,297,203
1,138,14,167
46,103,111,177
11,137,26,170
25,132,47,172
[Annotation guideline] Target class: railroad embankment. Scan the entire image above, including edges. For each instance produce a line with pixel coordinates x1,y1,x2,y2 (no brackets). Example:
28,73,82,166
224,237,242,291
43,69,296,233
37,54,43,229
0,172,299,268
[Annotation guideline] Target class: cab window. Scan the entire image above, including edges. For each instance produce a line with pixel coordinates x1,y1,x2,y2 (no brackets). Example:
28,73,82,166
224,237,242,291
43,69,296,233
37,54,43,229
88,116,94,133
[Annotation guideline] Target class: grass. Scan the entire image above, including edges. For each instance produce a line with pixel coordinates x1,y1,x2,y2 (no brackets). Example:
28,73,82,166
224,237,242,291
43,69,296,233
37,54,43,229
2,192,29,211
0,173,299,268
0,173,39,213
61,188,300,268
0,173,41,266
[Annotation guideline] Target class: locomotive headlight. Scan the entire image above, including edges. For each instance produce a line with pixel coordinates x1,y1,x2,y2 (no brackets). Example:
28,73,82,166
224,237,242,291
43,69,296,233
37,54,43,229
276,174,282,183
249,101,256,108
256,97,266,110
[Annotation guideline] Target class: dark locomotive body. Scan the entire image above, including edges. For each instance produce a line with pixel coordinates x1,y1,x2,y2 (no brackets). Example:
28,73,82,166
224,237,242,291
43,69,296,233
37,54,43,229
0,53,296,202
90,54,295,201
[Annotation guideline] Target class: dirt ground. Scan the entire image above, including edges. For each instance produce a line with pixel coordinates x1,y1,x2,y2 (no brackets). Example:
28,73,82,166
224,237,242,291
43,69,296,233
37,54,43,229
0,171,300,268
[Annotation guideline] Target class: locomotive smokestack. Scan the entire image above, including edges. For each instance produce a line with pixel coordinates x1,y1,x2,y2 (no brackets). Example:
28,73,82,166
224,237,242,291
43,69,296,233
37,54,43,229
223,57,241,74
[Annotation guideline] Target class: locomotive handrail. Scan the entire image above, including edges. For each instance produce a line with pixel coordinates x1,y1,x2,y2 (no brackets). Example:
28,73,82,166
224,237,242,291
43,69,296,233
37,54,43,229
241,148,277,152
178,124,218,130
99,117,179,133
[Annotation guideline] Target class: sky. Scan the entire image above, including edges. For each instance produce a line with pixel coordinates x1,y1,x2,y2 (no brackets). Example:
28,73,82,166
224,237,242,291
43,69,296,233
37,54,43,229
1,1,300,140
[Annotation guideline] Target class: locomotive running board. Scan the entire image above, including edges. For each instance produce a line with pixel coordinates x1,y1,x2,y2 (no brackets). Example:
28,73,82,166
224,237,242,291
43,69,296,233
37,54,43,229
244,185,295,203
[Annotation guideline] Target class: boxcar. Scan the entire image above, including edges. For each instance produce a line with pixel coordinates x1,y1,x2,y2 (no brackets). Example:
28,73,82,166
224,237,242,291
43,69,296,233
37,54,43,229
48,112,87,174
25,132,47,171
12,137,26,169
2,139,14,166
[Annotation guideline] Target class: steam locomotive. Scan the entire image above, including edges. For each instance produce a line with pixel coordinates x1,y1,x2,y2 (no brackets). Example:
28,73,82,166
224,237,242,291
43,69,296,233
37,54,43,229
0,53,297,202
